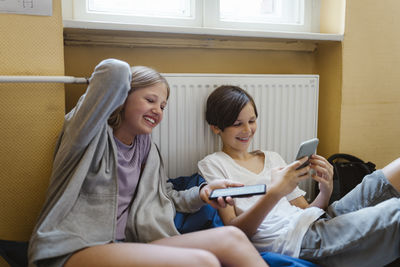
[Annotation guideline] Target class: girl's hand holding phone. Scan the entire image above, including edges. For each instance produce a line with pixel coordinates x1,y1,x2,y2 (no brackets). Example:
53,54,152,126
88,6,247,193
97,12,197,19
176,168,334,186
309,155,334,197
269,157,311,198
200,180,244,209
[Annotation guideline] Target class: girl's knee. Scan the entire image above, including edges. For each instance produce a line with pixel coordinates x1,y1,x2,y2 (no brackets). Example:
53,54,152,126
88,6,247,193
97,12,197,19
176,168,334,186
383,158,400,181
382,160,400,195
224,226,247,239
219,226,248,242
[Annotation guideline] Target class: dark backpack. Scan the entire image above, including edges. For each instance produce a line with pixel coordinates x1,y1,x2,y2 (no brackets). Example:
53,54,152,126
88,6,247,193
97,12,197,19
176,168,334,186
315,153,376,204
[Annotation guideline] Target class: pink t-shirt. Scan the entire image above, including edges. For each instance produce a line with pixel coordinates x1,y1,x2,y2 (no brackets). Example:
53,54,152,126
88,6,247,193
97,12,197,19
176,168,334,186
113,134,151,240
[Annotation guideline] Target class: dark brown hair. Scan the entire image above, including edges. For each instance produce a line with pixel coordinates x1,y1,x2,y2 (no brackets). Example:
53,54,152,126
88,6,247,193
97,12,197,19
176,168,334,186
206,85,258,131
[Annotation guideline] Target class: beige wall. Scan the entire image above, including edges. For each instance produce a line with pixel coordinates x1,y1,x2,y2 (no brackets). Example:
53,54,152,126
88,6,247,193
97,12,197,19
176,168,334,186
0,2,65,262
315,42,343,158
341,0,400,167
320,0,346,34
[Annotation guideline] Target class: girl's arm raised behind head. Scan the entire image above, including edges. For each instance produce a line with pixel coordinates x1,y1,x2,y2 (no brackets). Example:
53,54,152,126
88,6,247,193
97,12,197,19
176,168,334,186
65,59,131,147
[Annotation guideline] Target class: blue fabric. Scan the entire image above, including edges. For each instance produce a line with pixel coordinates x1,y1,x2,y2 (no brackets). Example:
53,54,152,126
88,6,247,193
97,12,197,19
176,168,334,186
260,252,319,267
169,173,320,267
169,173,224,233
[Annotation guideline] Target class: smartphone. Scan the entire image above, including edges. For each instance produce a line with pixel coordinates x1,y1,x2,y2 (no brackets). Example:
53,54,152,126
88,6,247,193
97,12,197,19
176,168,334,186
295,138,319,170
209,184,266,200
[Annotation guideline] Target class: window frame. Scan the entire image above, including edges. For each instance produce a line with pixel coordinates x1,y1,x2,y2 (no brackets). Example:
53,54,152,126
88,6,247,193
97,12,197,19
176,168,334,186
204,0,320,33
62,0,343,41
64,0,319,31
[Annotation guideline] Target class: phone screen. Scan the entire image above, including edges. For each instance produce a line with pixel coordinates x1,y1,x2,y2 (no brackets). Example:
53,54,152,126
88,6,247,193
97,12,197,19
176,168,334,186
209,184,266,200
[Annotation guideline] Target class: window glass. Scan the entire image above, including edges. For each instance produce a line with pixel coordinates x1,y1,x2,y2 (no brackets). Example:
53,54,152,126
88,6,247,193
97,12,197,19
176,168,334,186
88,0,192,18
219,0,302,25
63,0,320,34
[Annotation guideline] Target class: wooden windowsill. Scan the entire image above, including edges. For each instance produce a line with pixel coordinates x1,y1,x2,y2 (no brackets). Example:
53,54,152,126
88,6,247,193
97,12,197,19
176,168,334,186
63,20,343,52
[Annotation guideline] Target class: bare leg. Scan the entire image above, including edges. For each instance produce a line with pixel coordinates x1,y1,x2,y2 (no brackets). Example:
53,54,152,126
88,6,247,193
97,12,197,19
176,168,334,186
151,226,267,267
66,227,268,267
382,158,400,192
65,242,220,267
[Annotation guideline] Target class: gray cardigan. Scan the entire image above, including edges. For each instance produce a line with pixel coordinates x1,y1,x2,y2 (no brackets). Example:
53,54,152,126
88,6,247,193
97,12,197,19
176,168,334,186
28,59,204,266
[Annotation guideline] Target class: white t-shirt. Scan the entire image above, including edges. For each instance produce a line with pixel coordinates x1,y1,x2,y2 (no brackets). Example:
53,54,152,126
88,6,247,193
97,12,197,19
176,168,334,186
198,151,324,257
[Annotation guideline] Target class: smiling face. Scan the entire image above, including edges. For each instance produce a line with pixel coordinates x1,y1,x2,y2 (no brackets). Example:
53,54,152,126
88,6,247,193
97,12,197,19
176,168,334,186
212,102,257,154
115,82,168,144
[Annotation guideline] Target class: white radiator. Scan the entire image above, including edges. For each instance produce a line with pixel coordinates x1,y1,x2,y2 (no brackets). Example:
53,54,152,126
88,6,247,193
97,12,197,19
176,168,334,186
152,74,319,200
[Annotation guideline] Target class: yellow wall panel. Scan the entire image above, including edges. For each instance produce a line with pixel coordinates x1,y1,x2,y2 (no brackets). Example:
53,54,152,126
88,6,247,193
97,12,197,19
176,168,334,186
0,0,65,244
0,12,63,75
315,42,343,158
0,83,64,240
341,0,400,167
340,103,400,167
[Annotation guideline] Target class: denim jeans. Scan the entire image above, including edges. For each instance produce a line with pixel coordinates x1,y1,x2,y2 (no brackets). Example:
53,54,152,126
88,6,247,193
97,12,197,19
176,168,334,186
300,170,400,267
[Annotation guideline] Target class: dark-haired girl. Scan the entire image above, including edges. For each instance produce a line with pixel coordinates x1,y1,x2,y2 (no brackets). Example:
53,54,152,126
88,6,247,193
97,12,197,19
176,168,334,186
199,85,400,267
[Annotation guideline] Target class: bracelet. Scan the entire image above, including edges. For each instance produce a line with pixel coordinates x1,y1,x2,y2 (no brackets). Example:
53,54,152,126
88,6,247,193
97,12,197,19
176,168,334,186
199,182,208,191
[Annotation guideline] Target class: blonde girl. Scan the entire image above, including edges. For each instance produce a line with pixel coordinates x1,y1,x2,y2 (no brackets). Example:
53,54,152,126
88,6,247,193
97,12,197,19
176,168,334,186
28,60,268,267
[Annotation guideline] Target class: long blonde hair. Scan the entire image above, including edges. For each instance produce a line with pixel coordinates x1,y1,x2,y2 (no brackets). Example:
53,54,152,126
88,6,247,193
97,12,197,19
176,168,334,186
108,66,170,130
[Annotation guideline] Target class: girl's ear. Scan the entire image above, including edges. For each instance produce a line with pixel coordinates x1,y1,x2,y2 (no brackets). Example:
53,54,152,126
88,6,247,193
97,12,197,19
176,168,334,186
210,125,221,135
